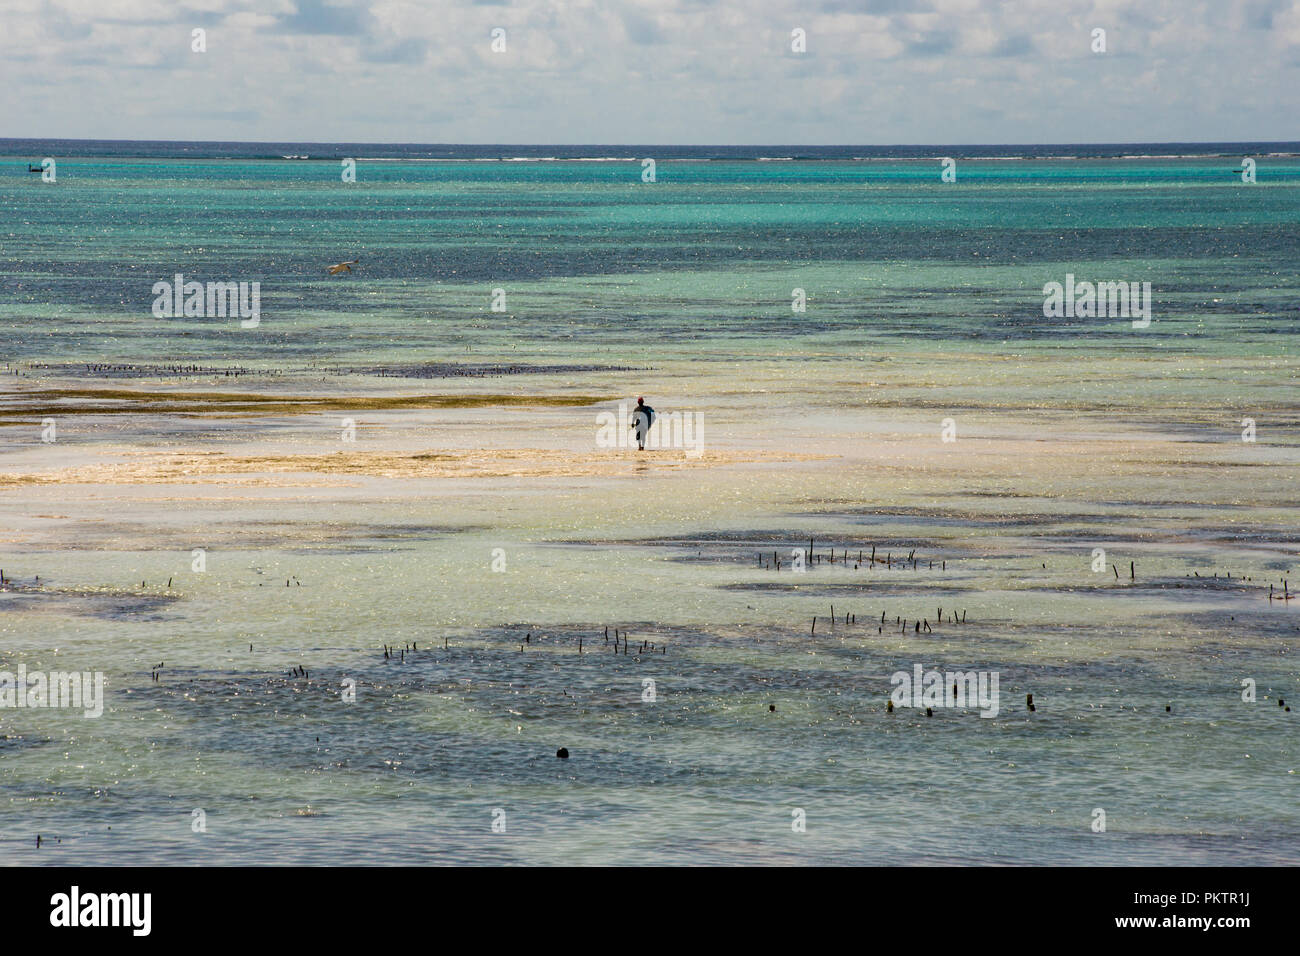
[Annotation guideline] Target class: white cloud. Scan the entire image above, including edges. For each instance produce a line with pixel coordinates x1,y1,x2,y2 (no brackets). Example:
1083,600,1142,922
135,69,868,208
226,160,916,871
0,0,1294,142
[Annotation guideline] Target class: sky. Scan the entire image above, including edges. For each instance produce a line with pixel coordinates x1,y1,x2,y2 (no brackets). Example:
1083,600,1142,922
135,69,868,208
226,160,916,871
2,0,1297,144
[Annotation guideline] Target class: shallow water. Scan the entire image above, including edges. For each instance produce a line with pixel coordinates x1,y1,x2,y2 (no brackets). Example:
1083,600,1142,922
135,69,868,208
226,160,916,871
1,144,1298,864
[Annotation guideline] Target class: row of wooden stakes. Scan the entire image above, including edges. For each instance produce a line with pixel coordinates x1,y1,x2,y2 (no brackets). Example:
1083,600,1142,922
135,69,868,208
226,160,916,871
759,541,944,572
812,604,968,636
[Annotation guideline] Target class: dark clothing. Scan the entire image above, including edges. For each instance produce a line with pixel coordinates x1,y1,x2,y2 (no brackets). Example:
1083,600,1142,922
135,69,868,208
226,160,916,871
631,403,655,449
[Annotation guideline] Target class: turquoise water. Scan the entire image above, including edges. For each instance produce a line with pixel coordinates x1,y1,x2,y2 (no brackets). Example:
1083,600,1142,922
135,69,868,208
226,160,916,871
1,146,1298,864
4,154,1297,366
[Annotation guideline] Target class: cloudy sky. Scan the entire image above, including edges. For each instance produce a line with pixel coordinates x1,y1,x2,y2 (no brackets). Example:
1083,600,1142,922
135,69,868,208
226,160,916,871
3,0,1297,144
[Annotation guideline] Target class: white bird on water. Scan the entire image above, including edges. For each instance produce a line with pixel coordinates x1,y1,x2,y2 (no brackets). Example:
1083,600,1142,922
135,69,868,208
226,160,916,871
328,259,360,275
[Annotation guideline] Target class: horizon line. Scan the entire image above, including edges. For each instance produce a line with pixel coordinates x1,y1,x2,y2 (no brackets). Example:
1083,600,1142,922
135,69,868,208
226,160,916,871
3,136,1298,148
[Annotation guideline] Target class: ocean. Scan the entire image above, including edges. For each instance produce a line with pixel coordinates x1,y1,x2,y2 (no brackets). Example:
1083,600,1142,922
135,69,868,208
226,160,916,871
1,139,1297,864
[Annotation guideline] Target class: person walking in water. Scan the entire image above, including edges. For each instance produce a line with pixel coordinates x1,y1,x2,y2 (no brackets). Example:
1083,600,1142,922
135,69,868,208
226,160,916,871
630,396,655,451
